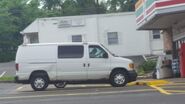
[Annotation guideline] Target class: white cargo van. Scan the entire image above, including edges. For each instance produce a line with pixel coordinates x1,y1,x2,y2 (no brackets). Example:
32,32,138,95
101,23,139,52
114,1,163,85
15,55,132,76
15,42,137,91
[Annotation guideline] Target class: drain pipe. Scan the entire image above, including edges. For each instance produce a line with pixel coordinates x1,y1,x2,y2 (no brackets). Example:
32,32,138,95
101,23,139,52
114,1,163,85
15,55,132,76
142,55,148,61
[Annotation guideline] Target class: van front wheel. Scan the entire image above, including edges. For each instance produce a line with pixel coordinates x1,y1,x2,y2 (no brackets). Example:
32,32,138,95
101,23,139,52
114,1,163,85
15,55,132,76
110,70,128,87
30,75,49,91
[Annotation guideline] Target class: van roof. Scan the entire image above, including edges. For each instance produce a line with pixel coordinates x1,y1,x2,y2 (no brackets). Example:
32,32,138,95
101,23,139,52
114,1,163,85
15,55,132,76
21,42,100,46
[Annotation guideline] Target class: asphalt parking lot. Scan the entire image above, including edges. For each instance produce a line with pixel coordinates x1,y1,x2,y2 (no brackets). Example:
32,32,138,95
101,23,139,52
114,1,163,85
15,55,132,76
0,81,184,104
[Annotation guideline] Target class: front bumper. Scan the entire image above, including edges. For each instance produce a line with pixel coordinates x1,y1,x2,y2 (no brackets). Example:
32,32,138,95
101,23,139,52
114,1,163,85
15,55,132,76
128,70,137,82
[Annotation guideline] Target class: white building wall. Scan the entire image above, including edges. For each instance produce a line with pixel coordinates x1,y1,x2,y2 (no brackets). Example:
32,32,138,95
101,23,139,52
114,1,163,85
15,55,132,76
150,33,164,55
151,39,164,54
38,17,99,43
97,14,151,56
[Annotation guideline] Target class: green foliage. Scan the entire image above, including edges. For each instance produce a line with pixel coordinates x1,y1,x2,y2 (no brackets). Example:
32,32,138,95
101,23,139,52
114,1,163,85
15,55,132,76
107,0,137,13
0,76,14,81
0,0,43,62
138,60,156,75
0,52,16,62
61,0,80,16
76,0,105,14
41,0,107,16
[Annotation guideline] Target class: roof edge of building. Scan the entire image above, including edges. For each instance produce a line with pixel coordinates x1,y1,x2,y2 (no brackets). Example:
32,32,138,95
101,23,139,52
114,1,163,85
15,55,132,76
36,12,135,20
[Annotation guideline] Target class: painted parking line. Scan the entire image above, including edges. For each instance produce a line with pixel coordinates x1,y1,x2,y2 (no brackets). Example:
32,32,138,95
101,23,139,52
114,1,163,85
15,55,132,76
149,85,171,95
15,84,111,92
15,85,32,92
16,86,24,91
76,84,110,88
158,83,185,86
0,71,6,78
161,86,185,89
0,88,156,100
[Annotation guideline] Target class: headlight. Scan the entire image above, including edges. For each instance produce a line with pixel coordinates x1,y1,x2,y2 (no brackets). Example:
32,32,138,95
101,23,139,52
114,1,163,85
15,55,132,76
129,63,134,69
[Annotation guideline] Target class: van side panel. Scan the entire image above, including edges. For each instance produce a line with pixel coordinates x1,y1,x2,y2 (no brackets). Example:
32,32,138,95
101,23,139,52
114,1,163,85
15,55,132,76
16,45,57,81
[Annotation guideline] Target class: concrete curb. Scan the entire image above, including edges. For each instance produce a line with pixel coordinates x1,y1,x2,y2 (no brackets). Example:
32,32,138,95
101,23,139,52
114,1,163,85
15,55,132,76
127,80,172,86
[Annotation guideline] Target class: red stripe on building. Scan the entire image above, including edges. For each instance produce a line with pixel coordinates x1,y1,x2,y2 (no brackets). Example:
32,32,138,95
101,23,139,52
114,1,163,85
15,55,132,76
137,18,145,26
136,15,144,23
136,0,185,25
156,0,185,7
146,3,156,15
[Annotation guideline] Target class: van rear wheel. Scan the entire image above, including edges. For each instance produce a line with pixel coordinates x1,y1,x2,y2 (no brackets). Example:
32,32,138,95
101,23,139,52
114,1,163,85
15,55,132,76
30,75,49,91
110,70,128,87
54,82,67,88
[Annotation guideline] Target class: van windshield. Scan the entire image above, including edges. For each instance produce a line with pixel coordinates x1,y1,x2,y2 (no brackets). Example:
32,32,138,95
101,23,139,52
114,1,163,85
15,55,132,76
100,44,118,57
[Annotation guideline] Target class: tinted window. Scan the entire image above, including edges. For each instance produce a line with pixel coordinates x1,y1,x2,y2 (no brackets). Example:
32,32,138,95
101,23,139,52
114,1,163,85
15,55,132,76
153,35,160,39
58,46,84,58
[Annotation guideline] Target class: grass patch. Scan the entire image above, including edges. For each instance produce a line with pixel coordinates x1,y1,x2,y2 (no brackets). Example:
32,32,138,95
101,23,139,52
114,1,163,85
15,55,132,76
137,68,145,76
0,76,14,81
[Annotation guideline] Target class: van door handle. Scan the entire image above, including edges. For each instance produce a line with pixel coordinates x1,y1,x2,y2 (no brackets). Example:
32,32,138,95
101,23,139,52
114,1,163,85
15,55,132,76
83,63,86,67
88,63,90,67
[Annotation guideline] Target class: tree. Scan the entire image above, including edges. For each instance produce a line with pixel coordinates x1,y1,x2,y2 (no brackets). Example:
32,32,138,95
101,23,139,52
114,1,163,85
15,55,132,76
41,0,64,10
0,0,44,62
61,0,80,16
119,0,137,12
76,0,106,15
107,0,118,12
41,0,106,16
107,0,137,13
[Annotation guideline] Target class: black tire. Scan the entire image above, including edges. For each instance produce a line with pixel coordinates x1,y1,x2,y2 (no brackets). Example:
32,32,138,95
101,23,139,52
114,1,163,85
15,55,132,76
30,74,49,91
152,69,157,79
54,82,67,88
110,70,128,87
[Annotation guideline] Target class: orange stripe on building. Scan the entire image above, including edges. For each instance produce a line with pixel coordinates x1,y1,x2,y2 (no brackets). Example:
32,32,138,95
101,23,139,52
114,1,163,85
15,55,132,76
135,0,143,9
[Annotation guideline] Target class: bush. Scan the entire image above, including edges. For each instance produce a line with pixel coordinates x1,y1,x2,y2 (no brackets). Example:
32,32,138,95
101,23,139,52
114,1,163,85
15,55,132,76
0,51,16,62
138,60,156,75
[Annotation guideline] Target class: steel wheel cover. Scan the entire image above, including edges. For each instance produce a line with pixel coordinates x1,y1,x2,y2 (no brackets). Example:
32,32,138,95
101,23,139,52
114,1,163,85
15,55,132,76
34,77,45,89
114,73,125,85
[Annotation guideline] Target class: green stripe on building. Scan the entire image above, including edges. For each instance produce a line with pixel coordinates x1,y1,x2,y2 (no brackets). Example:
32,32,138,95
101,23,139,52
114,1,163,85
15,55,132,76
136,6,144,17
145,0,155,9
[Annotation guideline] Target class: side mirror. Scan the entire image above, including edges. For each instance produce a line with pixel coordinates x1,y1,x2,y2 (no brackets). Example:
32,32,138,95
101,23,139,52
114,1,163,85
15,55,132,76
103,53,108,58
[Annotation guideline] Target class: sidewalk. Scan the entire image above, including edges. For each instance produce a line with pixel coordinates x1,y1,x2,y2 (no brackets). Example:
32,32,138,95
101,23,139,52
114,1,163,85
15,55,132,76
165,78,185,83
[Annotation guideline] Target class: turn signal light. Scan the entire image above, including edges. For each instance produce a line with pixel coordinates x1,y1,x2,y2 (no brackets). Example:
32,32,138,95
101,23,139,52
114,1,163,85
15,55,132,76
15,63,19,71
129,63,134,69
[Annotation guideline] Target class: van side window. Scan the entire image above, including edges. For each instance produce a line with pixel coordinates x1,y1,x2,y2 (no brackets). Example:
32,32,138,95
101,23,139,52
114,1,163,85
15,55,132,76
89,45,108,58
58,46,84,58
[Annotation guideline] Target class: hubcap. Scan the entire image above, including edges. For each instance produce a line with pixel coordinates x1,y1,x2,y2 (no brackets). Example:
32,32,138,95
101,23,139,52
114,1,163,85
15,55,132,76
34,78,45,89
114,74,125,85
